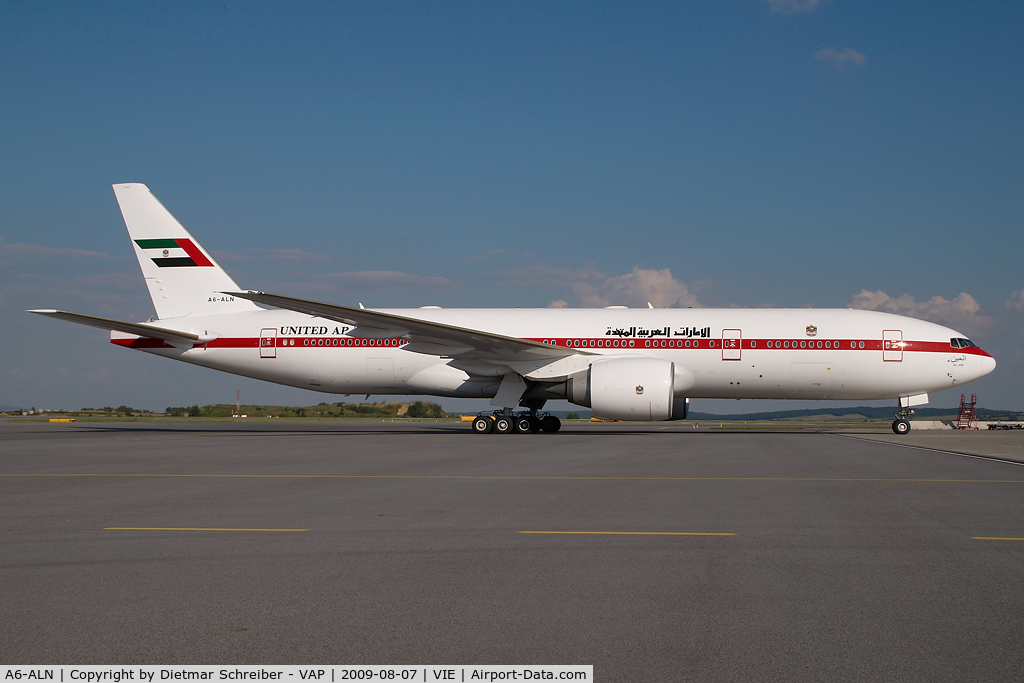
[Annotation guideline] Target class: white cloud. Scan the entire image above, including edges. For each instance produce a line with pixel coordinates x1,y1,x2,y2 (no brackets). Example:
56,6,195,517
312,271,454,290
463,249,506,263
252,248,332,262
496,264,703,309
0,242,113,260
1006,289,1024,312
849,289,993,335
581,267,702,308
212,248,332,263
765,0,820,13
815,47,867,70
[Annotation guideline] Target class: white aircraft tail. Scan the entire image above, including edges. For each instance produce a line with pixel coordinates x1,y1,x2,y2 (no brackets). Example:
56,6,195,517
113,183,258,320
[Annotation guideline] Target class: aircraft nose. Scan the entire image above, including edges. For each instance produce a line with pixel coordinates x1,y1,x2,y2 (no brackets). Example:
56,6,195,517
980,353,996,377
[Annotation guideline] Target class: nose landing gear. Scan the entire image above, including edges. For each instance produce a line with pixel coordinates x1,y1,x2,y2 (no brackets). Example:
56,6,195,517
892,418,911,435
891,404,914,434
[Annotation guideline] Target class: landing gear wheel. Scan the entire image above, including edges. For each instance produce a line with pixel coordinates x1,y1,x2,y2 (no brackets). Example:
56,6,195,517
514,416,535,434
540,416,561,433
494,416,514,434
528,416,542,433
472,416,494,434
892,419,911,435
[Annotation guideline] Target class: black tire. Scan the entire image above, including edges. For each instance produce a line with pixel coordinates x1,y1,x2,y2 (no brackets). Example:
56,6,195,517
540,416,561,433
892,419,911,435
494,416,514,434
528,416,542,433
514,417,534,434
472,416,494,434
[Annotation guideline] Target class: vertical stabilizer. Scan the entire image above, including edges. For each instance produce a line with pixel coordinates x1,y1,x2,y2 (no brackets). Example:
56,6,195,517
113,183,258,319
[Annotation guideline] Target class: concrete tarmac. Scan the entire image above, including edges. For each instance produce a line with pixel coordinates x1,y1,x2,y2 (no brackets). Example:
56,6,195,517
2,419,1023,681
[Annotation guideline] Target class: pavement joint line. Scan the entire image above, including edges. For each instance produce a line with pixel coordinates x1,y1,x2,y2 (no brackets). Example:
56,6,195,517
517,531,734,535
3,473,1024,482
104,527,308,532
972,536,1024,541
832,433,1024,467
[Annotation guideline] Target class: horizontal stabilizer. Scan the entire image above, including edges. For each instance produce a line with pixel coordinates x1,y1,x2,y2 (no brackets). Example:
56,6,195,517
27,309,202,343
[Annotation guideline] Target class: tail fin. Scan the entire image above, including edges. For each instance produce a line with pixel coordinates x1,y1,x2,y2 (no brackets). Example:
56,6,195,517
113,183,258,320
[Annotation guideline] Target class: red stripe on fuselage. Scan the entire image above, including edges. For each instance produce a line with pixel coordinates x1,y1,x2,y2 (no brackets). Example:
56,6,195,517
107,335,991,358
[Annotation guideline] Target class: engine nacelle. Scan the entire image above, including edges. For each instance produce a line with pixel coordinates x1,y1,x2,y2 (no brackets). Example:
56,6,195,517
568,357,676,421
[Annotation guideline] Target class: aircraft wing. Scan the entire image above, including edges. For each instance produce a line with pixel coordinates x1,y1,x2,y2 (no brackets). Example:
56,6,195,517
227,291,584,363
27,309,202,343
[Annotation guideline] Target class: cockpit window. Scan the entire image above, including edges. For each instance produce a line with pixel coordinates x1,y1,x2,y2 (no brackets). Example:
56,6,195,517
950,338,976,348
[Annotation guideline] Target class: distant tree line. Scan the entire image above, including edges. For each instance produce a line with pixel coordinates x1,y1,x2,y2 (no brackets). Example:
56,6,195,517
164,401,448,419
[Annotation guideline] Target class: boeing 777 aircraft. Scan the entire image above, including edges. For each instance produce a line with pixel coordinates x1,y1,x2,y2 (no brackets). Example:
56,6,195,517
30,184,996,435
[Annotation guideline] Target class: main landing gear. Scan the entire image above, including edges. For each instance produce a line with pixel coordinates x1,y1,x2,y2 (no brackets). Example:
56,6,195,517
472,411,561,435
891,404,913,435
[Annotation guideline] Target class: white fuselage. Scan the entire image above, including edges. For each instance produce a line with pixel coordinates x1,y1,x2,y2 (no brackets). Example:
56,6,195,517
113,307,995,403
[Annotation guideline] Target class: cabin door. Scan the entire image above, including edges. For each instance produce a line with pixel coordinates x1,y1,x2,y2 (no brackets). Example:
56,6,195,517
722,329,742,360
260,328,277,358
883,330,903,362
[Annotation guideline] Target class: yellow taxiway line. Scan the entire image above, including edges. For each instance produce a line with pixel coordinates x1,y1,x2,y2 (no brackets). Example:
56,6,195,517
104,527,308,532
972,536,1024,541
517,531,734,536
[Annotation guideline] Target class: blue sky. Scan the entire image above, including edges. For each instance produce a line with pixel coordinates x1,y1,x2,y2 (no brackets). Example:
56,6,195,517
2,1,1022,413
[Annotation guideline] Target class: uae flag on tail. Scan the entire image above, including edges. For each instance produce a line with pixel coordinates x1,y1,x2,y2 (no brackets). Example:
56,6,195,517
134,238,214,267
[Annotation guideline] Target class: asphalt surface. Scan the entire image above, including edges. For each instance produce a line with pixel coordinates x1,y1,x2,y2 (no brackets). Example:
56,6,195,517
852,429,1024,463
2,419,1023,681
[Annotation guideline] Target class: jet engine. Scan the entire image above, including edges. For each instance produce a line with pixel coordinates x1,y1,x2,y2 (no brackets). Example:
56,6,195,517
567,357,676,421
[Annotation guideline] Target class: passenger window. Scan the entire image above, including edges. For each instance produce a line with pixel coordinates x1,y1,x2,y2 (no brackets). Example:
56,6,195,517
784,341,789,348
751,341,757,348
859,341,865,348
